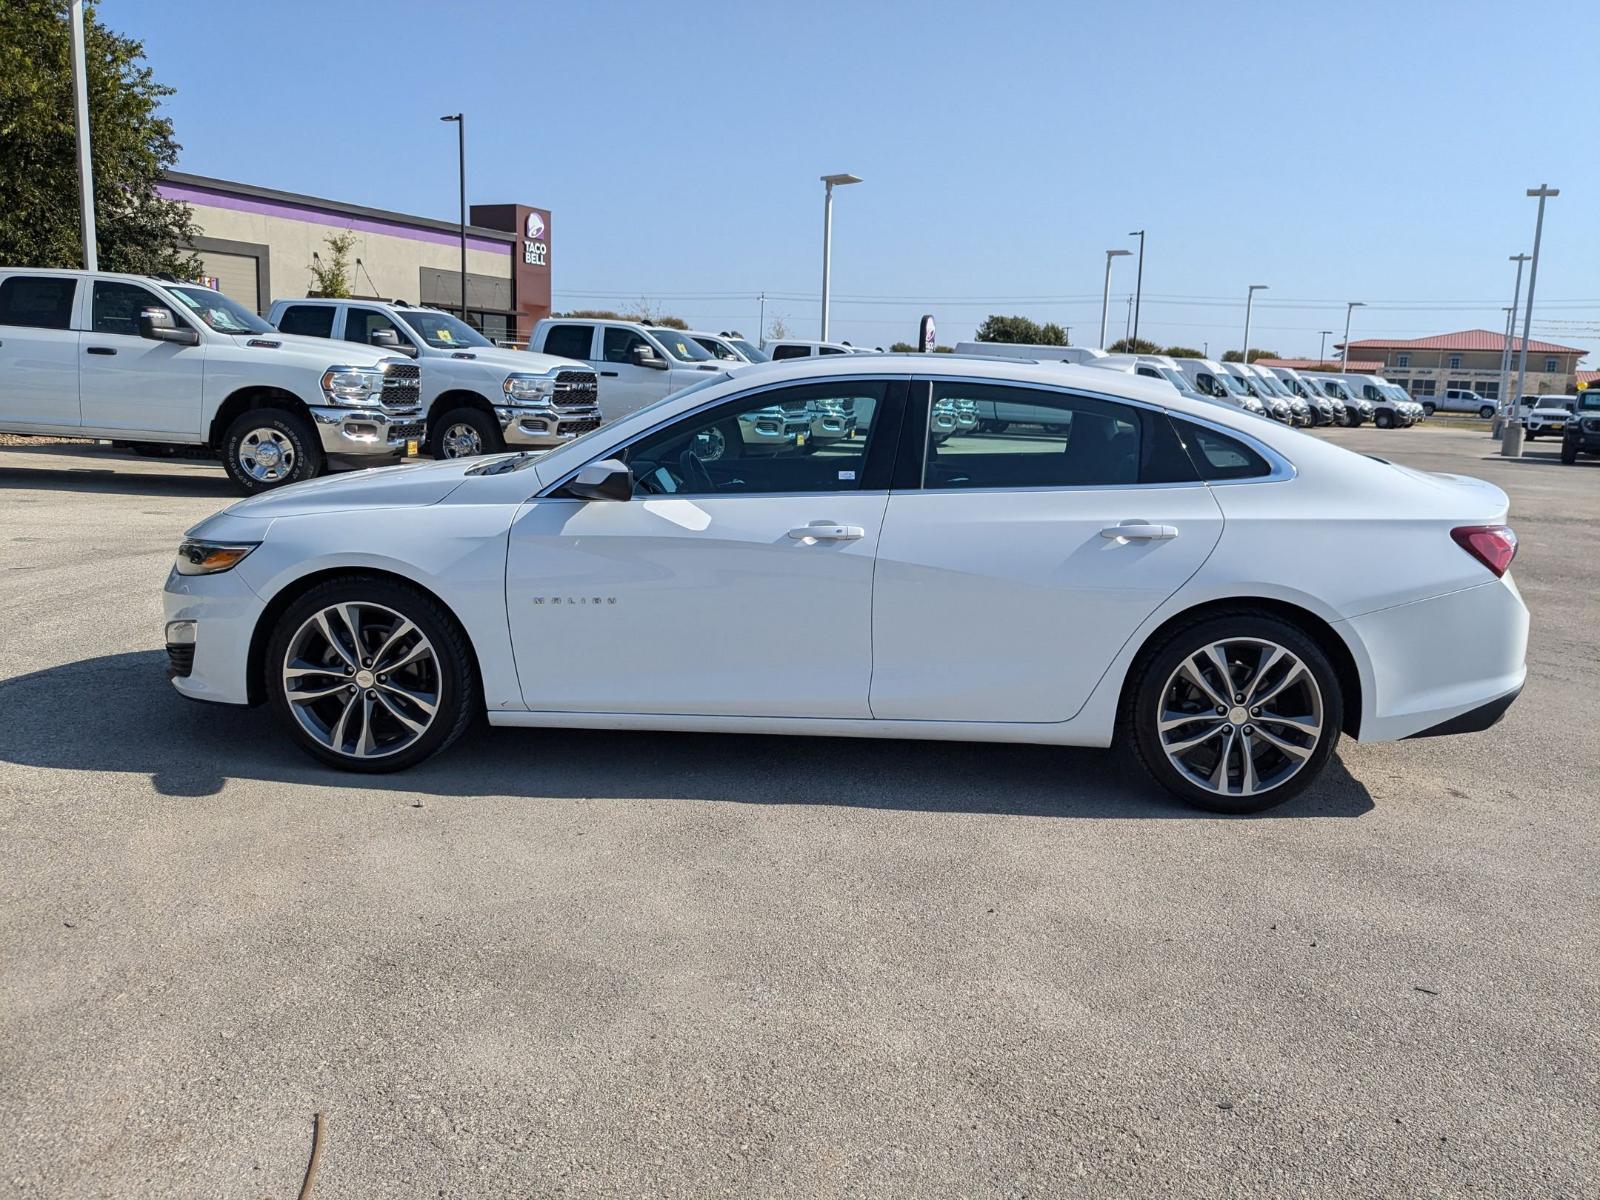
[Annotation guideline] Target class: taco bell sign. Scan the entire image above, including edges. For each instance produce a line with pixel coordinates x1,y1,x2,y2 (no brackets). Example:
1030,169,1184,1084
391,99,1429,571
523,211,548,267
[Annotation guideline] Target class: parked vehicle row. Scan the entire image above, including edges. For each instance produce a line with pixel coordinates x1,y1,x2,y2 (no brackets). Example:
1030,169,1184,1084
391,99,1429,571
1519,394,1576,440
1559,390,1600,464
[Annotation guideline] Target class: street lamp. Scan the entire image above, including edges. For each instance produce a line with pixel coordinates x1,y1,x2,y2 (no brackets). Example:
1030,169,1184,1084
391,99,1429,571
1340,302,1365,373
1505,186,1559,457
1494,255,1530,437
69,0,97,271
819,173,862,342
1318,330,1334,366
1099,249,1131,348
1241,284,1268,366
1128,230,1146,345
440,114,466,322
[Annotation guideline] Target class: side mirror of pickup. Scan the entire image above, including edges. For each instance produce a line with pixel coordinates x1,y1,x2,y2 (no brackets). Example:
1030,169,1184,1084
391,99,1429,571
138,307,199,346
369,328,399,348
564,458,632,501
630,344,669,371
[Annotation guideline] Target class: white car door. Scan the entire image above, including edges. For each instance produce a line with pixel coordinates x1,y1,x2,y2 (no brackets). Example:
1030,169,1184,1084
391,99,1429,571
870,380,1228,724
594,325,673,419
0,274,82,428
506,378,905,717
78,280,205,436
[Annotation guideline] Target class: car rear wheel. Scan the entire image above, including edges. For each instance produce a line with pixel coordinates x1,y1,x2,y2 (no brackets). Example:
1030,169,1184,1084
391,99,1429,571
266,576,479,772
1124,613,1343,814
429,407,504,460
1479,405,1496,419
222,409,324,494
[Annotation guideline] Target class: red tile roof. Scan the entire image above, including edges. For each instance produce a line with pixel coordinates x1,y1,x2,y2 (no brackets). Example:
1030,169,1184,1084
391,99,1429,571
1578,371,1600,387
1256,358,1383,372
1343,329,1586,355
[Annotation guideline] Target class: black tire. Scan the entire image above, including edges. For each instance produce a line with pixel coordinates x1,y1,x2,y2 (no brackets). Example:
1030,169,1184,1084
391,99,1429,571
1422,402,1436,416
1561,440,1579,464
1479,405,1496,420
221,409,323,495
265,574,479,773
428,406,504,460
1525,430,1536,441
1374,410,1393,429
1122,611,1344,815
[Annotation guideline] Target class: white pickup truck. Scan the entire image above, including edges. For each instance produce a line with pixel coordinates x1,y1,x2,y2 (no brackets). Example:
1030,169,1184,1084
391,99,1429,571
0,268,423,492
267,298,600,460
528,317,736,421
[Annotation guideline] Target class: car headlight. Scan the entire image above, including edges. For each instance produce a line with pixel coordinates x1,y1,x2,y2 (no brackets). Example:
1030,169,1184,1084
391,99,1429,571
504,372,557,408
320,365,386,406
175,539,258,575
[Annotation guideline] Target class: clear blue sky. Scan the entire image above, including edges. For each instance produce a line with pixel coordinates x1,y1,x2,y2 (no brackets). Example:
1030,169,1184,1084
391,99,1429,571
122,0,1599,361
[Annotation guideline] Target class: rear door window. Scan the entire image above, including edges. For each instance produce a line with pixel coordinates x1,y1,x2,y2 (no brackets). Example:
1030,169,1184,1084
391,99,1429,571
771,344,811,360
542,324,595,360
0,276,77,329
276,304,336,338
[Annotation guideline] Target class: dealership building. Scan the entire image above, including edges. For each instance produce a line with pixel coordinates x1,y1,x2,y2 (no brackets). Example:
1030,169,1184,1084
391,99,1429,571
157,171,553,345
1338,329,1587,399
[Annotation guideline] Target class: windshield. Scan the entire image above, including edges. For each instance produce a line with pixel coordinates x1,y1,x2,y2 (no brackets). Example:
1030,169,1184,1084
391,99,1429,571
1213,371,1249,396
1383,384,1411,402
1255,373,1290,398
1578,392,1600,411
730,338,768,363
167,286,272,333
693,336,743,362
1158,367,1192,392
396,309,493,349
650,329,714,362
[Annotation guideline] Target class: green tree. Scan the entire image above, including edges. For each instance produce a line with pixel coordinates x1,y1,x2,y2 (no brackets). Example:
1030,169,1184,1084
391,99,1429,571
889,341,917,352
1161,345,1205,359
0,0,199,275
975,315,1066,345
1221,348,1280,363
1108,337,1161,355
307,230,356,298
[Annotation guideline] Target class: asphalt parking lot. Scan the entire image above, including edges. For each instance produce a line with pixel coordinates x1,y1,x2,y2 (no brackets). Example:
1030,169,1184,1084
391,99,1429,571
1,425,1595,1198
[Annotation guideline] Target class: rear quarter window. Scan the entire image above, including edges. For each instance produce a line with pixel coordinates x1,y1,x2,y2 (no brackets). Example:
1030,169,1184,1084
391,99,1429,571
276,304,335,338
0,276,76,329
1171,417,1273,481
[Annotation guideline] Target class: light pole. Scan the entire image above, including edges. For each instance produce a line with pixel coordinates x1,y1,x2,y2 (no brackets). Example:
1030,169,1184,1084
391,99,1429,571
1340,302,1365,373
1128,229,1146,346
1494,255,1530,436
440,114,466,322
1318,330,1334,366
1099,249,1131,347
819,173,862,342
1505,185,1559,457
70,0,97,270
1241,284,1268,366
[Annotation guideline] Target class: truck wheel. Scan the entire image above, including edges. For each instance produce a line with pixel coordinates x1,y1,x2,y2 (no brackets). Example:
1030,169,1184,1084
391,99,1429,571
1561,441,1579,464
222,409,323,494
1478,405,1495,419
429,407,503,460
1422,402,1436,416
1525,429,1536,441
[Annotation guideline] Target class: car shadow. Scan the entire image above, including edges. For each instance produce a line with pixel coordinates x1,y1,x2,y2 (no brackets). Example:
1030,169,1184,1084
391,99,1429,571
0,651,1376,820
0,446,237,498
1481,447,1597,468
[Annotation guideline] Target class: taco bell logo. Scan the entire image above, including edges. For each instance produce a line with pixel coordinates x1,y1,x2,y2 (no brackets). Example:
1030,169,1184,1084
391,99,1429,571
525,212,546,240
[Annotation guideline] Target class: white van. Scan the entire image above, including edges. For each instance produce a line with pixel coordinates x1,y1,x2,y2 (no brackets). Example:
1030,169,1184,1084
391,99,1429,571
1170,357,1288,421
953,342,1107,365
764,339,869,360
1087,353,1267,416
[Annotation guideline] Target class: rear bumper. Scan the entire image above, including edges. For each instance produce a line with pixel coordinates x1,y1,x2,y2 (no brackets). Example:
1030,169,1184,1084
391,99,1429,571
1342,575,1528,742
1404,684,1521,738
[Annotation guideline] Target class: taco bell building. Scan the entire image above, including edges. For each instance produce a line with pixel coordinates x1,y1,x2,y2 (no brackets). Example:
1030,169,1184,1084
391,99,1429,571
156,171,553,345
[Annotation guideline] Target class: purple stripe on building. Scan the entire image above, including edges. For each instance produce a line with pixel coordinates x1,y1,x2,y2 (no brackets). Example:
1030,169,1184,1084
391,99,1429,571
158,183,513,256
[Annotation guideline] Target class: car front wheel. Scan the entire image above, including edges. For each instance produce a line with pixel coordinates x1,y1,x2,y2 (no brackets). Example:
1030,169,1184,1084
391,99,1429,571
1374,411,1393,429
1125,613,1343,814
429,407,504,460
222,409,324,494
266,575,479,772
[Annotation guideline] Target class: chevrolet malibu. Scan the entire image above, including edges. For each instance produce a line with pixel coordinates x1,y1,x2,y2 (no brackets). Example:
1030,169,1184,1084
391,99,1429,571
163,356,1528,814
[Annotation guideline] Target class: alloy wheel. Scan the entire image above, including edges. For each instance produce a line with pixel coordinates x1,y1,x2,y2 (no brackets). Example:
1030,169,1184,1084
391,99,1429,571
238,428,297,483
281,601,440,760
1156,637,1324,800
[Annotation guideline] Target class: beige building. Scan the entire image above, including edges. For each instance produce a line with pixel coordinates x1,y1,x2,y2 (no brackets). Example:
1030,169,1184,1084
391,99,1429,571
158,172,554,345
1341,330,1586,401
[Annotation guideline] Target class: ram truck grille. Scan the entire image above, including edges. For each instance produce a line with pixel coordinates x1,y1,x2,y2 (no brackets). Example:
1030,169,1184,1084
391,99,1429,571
380,362,422,411
553,370,599,411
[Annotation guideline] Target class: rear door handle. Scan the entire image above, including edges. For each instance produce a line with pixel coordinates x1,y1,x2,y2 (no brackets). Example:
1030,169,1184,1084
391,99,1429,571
788,521,865,542
86,346,117,356
1101,522,1178,541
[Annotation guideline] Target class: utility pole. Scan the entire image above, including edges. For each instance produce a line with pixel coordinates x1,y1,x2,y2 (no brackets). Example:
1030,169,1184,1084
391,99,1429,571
1242,284,1268,366
1340,302,1365,373
1318,330,1334,366
1128,229,1146,346
1493,256,1529,437
439,114,466,321
1504,186,1559,457
70,0,97,270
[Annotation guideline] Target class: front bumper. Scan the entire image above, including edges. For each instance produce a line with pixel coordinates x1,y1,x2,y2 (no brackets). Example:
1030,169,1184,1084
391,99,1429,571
497,405,603,448
1341,574,1528,742
163,566,266,706
308,405,424,461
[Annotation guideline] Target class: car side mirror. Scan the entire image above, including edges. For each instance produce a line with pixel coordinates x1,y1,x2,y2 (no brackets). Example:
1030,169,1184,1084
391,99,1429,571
369,328,399,348
630,344,668,370
565,458,632,501
138,307,199,346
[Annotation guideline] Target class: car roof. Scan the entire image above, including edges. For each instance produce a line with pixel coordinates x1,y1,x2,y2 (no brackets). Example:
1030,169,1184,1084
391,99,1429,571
1,266,182,287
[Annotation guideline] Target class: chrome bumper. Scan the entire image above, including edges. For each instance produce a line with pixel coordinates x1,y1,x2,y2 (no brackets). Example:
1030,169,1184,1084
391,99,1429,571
497,405,604,448
308,406,424,459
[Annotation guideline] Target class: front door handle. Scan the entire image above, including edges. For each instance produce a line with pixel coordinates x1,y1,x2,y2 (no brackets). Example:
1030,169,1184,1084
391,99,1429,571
600,370,619,377
788,521,865,542
1101,522,1178,541
86,346,117,356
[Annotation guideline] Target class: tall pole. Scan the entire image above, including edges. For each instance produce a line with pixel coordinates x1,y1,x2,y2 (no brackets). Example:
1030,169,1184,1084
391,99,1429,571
1124,294,1133,341
1505,185,1558,457
1099,249,1129,348
69,0,97,271
820,180,835,341
1128,229,1145,346
1318,330,1333,366
758,292,766,346
1242,284,1267,366
440,114,466,321
1340,302,1365,373
1494,258,1528,435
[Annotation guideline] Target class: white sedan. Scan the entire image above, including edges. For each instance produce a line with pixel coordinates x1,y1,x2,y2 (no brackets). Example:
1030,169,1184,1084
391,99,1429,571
163,356,1528,814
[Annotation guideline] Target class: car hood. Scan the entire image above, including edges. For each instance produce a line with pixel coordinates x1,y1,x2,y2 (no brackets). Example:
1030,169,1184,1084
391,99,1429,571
432,344,584,376
240,330,396,366
219,456,481,519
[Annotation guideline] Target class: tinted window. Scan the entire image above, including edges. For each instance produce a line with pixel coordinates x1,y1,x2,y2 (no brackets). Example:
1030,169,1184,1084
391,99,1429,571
922,383,1143,489
770,344,811,360
1170,417,1272,480
621,381,888,497
343,307,406,347
542,324,594,360
276,304,335,338
818,346,847,355
91,281,180,336
0,276,76,330
603,326,651,364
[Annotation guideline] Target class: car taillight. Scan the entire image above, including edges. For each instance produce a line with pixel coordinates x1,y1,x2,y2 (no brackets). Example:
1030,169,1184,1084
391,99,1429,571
1451,525,1517,577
